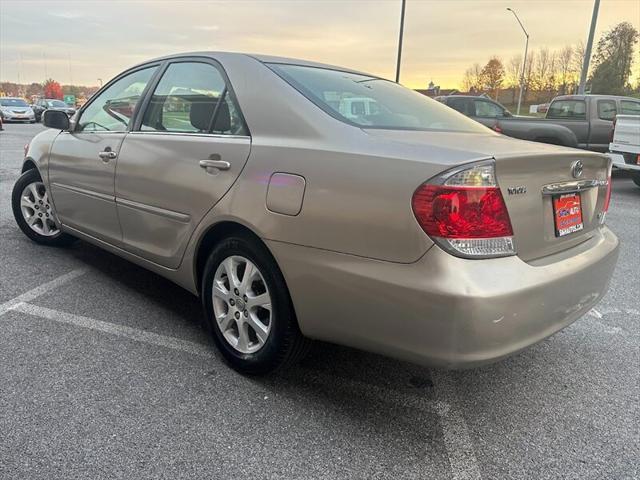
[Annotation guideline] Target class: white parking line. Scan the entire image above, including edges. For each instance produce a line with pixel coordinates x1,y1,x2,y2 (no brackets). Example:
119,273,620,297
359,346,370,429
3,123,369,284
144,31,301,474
10,302,215,359
430,369,482,480
0,268,87,316
7,297,480,479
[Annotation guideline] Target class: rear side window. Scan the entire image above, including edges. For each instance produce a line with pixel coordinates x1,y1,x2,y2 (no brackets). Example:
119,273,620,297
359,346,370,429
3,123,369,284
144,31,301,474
620,100,640,115
448,97,471,115
77,66,157,132
268,63,488,133
141,62,247,135
547,100,586,120
474,100,504,118
597,100,617,121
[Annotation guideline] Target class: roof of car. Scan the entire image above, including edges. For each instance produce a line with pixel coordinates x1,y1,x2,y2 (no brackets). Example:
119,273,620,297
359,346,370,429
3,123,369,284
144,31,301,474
552,94,638,101
138,51,381,79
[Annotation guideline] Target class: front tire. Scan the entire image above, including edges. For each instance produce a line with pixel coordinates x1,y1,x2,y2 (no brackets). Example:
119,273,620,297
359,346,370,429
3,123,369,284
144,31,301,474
11,169,76,246
201,234,310,375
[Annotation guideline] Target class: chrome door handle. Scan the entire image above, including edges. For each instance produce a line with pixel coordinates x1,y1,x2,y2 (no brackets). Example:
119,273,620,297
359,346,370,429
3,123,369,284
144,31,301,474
98,151,117,161
199,160,231,170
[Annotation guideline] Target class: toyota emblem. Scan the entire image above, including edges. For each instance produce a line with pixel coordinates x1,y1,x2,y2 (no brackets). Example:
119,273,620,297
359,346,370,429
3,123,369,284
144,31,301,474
571,160,584,179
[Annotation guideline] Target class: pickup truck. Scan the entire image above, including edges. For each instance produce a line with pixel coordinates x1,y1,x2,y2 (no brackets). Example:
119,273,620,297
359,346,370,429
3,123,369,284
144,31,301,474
545,94,640,152
435,95,579,147
608,114,640,188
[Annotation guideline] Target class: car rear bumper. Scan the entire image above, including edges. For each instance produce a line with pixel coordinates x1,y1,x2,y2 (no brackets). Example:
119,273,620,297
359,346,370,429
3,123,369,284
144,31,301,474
268,226,619,368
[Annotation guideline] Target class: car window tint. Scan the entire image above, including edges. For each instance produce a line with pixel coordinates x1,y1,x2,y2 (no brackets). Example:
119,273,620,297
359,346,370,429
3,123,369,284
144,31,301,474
268,63,487,133
597,100,616,121
547,100,586,119
141,62,246,135
474,100,503,117
77,66,157,132
448,98,470,115
620,100,640,115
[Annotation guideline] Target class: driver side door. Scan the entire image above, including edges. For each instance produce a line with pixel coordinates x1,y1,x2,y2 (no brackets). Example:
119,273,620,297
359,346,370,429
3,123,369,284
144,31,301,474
48,65,159,245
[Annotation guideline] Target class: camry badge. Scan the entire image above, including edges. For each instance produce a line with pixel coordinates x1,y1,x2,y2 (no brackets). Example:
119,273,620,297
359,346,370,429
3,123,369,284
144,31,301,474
507,186,527,195
571,160,584,179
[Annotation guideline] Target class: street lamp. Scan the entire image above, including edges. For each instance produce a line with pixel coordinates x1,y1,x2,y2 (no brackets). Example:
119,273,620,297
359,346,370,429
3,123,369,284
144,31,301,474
507,7,529,115
395,0,407,83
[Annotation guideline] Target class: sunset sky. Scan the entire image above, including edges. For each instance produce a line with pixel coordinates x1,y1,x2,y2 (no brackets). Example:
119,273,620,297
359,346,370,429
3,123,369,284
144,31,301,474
1,0,638,89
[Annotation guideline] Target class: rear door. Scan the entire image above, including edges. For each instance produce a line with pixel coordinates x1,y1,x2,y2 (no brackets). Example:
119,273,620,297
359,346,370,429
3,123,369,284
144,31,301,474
590,99,617,151
48,65,158,245
115,59,251,268
546,99,590,148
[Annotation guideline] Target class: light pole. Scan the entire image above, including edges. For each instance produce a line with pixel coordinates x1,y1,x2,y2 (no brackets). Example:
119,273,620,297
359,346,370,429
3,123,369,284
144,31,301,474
507,7,529,115
578,0,600,94
395,0,406,83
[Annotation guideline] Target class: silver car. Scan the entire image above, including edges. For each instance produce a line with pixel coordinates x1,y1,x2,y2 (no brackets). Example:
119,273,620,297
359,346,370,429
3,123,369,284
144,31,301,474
0,97,36,123
12,52,619,374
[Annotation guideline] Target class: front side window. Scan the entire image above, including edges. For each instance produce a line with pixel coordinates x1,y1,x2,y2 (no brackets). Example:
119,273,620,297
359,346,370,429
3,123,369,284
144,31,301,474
77,66,157,132
597,100,617,121
620,100,640,115
474,100,504,118
141,61,247,135
547,100,586,119
268,63,488,133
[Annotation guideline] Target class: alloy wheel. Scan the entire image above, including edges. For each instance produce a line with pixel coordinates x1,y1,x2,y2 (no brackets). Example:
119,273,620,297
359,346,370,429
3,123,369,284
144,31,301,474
20,181,60,237
212,255,273,354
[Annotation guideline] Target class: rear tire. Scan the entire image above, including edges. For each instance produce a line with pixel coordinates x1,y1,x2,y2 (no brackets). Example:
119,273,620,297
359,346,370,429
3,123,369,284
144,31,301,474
201,234,310,375
11,169,76,246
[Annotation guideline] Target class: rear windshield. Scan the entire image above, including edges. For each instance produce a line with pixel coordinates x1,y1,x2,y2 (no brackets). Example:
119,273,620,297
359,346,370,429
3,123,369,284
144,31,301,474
47,100,67,107
0,98,28,107
268,63,488,133
547,100,586,119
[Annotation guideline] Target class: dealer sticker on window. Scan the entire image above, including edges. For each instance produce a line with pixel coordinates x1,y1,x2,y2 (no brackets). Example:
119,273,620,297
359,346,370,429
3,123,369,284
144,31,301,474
553,193,584,237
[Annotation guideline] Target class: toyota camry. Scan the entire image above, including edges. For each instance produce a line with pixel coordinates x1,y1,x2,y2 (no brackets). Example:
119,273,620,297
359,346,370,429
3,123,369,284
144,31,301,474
12,52,619,374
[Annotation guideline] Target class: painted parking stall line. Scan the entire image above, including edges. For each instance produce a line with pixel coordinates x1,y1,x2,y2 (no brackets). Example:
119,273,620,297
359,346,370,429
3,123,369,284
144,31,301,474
0,268,87,316
7,297,481,479
430,369,482,480
9,302,215,359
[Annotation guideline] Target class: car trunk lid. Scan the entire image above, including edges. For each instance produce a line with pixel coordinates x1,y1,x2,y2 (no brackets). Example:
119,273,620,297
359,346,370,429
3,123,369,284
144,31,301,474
494,150,610,262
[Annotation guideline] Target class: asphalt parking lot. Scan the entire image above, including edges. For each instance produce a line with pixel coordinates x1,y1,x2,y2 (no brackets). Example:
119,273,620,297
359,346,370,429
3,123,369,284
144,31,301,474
1,122,638,480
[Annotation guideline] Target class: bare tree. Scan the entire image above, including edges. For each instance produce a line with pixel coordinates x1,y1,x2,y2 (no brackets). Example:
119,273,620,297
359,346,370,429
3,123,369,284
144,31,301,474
461,63,483,93
558,46,574,95
506,55,522,103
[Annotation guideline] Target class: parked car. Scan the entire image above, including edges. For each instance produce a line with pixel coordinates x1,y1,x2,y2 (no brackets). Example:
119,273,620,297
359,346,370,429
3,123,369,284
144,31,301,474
32,98,76,122
545,94,640,152
435,95,578,147
12,52,618,375
609,114,640,187
0,97,36,123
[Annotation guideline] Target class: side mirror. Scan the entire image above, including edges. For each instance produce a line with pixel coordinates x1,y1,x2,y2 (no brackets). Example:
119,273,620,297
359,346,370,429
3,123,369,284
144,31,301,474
503,110,513,117
43,109,70,130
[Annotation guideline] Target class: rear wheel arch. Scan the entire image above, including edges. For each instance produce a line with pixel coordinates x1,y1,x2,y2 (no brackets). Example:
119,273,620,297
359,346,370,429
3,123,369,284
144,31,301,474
194,221,276,294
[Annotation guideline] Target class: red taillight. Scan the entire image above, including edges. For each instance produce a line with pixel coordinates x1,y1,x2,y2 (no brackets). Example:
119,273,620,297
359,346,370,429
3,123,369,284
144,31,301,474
412,185,513,238
610,117,616,143
412,161,516,258
603,174,612,213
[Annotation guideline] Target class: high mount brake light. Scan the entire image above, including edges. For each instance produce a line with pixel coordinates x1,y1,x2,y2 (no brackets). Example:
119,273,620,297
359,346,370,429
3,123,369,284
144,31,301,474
412,162,516,258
